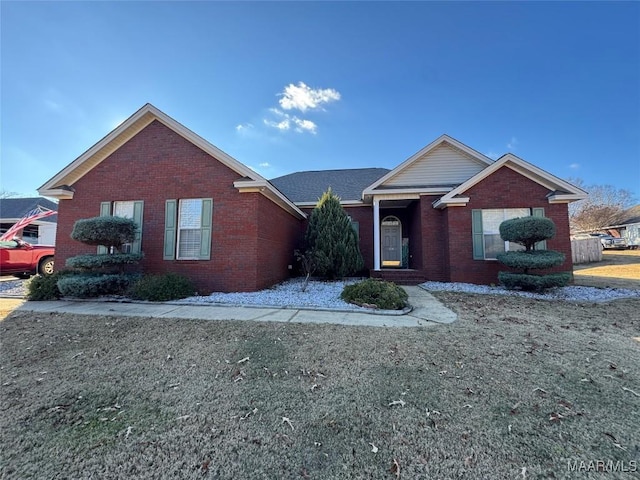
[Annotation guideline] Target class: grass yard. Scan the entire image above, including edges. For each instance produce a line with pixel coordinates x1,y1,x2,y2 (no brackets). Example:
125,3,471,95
573,249,640,290
1,294,639,479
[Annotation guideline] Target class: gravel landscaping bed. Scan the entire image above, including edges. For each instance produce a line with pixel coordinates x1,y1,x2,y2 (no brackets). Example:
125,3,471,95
178,279,363,309
3,277,639,304
421,281,640,302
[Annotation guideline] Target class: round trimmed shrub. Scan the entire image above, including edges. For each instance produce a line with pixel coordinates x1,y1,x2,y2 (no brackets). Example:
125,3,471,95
341,279,408,310
71,216,136,248
57,273,137,298
496,250,565,272
129,273,195,302
498,271,572,292
66,253,144,270
499,216,555,250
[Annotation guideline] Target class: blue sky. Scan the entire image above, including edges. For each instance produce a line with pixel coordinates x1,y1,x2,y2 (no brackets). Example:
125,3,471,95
2,1,639,200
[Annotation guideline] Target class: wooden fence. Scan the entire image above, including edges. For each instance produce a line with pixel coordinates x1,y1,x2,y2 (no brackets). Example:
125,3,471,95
571,238,602,264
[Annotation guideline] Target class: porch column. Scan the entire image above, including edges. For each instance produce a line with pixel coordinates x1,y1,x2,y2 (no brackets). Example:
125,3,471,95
373,197,380,270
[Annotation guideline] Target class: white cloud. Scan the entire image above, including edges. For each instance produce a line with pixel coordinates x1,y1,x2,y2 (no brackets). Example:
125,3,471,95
507,137,518,150
263,118,291,131
263,110,317,135
241,81,339,136
278,82,341,112
569,163,580,170
292,118,317,134
259,162,270,168
236,123,254,132
485,151,500,160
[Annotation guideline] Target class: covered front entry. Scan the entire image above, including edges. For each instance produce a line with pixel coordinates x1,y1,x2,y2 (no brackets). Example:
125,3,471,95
381,216,402,266
373,195,420,271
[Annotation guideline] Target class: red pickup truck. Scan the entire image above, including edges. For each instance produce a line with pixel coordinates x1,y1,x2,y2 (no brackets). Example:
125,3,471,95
0,239,55,278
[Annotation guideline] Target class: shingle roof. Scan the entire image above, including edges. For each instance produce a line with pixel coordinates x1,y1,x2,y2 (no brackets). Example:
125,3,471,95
620,205,640,225
270,168,390,203
0,197,58,223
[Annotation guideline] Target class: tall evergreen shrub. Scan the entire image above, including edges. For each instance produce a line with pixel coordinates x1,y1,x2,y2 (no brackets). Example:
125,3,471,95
305,188,364,279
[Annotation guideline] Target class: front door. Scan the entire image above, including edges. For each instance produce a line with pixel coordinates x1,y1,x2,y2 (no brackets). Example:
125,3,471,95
381,216,401,267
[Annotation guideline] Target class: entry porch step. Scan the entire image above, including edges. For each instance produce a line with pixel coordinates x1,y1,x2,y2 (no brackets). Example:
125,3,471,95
370,269,428,285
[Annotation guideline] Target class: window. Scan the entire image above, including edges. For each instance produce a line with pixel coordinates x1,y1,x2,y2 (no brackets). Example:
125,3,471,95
98,201,143,254
113,201,135,253
472,208,545,260
164,198,212,260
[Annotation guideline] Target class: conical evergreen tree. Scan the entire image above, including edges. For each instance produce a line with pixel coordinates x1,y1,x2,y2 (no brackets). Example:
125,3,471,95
305,188,364,279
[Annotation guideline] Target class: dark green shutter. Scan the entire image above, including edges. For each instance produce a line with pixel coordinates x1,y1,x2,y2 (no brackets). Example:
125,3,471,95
532,207,547,250
98,202,111,254
199,198,213,260
164,200,177,260
131,201,144,254
472,209,484,260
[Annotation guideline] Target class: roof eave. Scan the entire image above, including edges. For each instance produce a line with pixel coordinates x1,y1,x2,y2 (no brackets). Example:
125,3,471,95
233,179,307,219
37,188,75,200
39,103,265,194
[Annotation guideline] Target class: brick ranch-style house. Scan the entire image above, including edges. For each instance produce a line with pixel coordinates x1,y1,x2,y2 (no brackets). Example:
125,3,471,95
39,104,587,293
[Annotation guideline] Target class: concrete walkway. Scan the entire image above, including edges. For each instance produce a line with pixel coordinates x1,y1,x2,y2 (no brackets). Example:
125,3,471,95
11,286,456,328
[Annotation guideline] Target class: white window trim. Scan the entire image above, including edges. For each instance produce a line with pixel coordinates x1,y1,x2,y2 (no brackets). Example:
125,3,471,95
482,208,531,260
176,199,203,260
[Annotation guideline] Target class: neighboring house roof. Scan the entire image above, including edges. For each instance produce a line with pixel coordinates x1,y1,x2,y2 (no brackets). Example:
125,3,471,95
601,205,640,229
433,153,588,208
0,197,58,223
270,168,390,205
619,205,640,225
38,103,305,219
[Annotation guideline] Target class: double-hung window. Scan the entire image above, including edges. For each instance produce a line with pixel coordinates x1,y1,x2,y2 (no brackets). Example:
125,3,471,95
98,201,144,254
472,208,545,260
164,198,212,260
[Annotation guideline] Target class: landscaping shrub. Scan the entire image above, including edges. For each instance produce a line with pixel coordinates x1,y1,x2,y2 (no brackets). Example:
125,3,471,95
341,279,408,310
499,216,556,248
129,273,195,302
65,216,143,297
57,274,136,298
498,272,573,292
305,188,364,279
497,216,571,291
496,250,565,271
26,272,64,301
71,216,136,248
66,253,144,270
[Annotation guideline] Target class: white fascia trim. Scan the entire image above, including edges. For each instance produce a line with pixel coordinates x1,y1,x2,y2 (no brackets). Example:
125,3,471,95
37,188,75,200
234,179,306,219
372,192,421,201
548,193,588,203
436,154,587,207
364,187,452,199
362,134,494,195
292,200,366,208
152,106,263,182
39,103,266,194
38,106,156,192
433,197,470,209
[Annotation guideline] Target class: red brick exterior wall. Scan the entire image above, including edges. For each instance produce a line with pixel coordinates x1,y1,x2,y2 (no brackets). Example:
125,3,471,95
445,166,573,285
418,196,449,281
54,120,303,293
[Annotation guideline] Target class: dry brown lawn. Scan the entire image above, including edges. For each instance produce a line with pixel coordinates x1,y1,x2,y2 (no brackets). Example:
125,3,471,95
1,293,639,479
573,250,640,290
